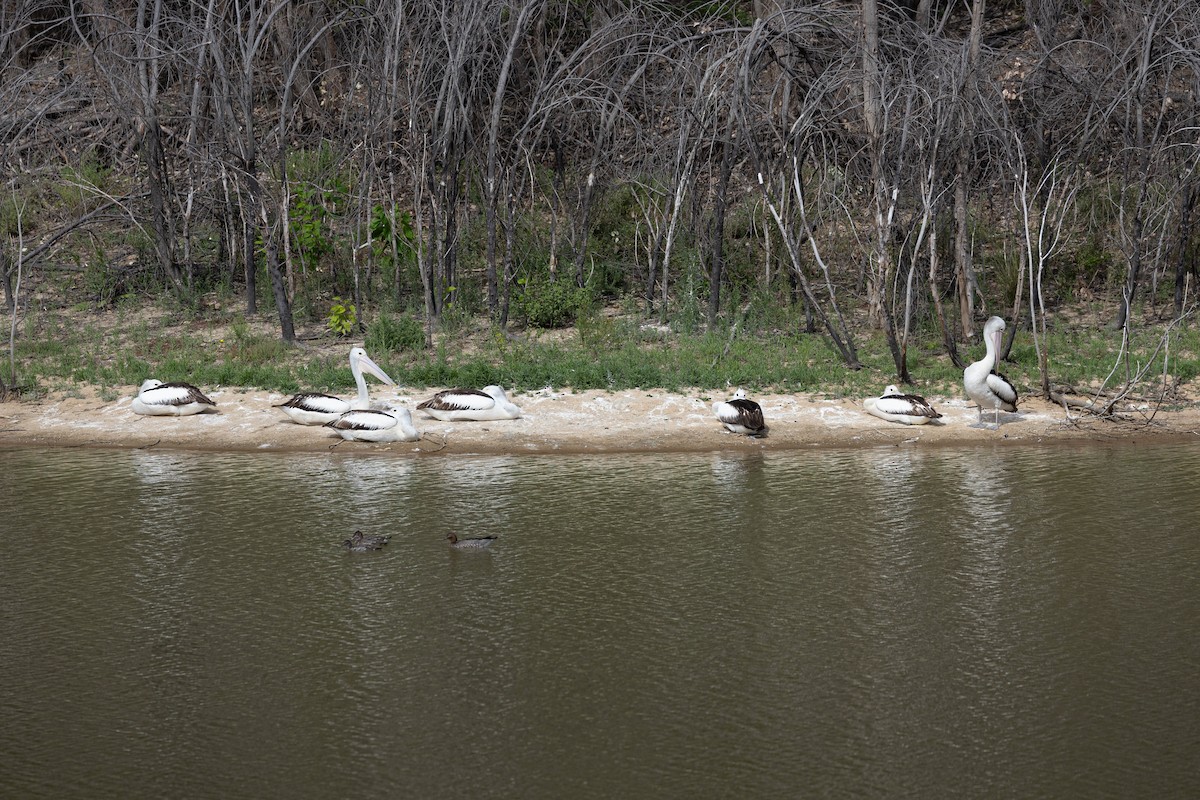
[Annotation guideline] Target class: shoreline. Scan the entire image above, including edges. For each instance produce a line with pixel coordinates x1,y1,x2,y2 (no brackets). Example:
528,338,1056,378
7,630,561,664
3,385,1198,456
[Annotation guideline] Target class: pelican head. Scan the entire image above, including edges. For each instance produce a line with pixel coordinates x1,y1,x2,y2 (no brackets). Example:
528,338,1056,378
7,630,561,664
349,347,396,387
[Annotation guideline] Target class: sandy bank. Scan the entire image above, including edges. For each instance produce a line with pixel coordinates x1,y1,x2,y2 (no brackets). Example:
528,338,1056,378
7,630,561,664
2,385,1197,456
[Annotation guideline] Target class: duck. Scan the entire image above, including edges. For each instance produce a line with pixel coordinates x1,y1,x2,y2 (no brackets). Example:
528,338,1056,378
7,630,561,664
416,385,522,421
963,316,1020,428
712,389,769,437
325,405,420,443
341,530,390,552
446,532,498,549
276,347,395,425
131,379,217,416
863,385,943,425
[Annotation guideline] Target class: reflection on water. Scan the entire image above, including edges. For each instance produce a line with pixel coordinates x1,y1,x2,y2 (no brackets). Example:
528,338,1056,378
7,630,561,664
2,443,1198,799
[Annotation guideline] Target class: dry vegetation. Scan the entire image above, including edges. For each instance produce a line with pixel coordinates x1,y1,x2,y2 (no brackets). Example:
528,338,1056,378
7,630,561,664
4,1,1200,416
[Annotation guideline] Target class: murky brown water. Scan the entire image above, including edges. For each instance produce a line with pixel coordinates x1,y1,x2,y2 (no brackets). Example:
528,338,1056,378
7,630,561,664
2,443,1197,799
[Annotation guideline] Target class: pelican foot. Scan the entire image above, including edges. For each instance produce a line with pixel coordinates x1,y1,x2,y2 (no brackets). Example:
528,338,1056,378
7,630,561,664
967,422,990,430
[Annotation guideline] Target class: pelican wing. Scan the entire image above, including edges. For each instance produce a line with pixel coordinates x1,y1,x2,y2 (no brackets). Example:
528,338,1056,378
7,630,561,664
326,409,397,431
278,392,348,414
729,398,766,430
715,398,768,434
986,371,1019,410
876,392,942,419
146,382,216,407
417,389,494,412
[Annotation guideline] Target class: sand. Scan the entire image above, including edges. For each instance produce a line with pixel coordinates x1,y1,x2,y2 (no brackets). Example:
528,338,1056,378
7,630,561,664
2,385,1197,456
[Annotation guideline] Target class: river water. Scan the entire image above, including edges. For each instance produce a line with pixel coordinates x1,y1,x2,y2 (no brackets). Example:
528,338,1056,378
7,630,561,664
1,443,1197,799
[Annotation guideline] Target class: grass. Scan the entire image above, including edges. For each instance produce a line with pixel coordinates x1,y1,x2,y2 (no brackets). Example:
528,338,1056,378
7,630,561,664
5,300,1198,403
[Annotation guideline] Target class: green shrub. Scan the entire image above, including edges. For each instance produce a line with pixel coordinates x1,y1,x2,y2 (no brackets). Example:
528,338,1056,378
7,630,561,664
366,313,426,353
515,278,593,329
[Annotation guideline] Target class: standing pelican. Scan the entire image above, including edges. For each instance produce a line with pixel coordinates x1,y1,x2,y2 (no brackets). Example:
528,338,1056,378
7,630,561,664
416,385,521,421
276,347,395,425
131,379,216,416
863,385,943,425
963,316,1019,428
712,389,769,437
326,405,420,443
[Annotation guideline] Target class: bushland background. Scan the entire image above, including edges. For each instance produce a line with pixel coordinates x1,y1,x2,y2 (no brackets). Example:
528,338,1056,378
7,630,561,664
3,1,1198,417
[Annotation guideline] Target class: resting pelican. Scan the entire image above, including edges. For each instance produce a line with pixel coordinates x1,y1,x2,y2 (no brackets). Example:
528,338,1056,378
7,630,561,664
964,316,1019,428
325,405,420,443
131,379,216,416
276,347,395,425
863,385,943,425
446,532,498,549
416,385,521,421
712,389,769,437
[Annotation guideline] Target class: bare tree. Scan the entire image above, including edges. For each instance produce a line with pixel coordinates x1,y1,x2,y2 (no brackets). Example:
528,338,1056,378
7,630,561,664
1014,142,1078,397
209,0,296,340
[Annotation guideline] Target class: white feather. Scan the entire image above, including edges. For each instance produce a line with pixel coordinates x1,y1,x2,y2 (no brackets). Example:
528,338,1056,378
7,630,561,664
131,380,216,416
416,385,521,421
964,316,1019,427
326,406,420,443
278,347,395,425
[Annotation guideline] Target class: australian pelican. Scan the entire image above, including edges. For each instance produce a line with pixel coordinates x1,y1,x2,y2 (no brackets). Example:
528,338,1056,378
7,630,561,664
963,316,1019,428
325,405,420,443
341,530,390,552
446,532,498,549
277,347,395,425
416,385,522,421
712,389,769,437
131,379,216,416
863,385,943,425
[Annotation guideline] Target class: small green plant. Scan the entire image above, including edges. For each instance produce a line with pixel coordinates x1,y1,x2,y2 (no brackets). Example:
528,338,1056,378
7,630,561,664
290,184,335,271
327,297,357,336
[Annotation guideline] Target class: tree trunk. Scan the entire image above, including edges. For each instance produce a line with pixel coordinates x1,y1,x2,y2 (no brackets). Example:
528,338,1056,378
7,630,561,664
1175,183,1196,317
707,135,734,329
141,120,185,295
953,0,986,338
1,250,12,313
861,0,885,328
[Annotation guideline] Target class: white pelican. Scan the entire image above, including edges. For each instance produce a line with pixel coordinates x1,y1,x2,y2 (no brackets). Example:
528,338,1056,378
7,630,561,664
964,316,1019,428
712,389,769,437
416,385,522,421
446,532,498,549
863,385,943,425
131,379,216,416
325,405,420,443
276,347,395,425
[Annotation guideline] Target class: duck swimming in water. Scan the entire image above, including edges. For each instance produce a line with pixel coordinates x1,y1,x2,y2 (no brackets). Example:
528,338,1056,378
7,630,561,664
446,532,498,549
341,530,390,552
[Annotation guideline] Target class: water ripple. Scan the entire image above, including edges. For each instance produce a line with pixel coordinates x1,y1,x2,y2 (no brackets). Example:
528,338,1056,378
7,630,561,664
2,444,1198,799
